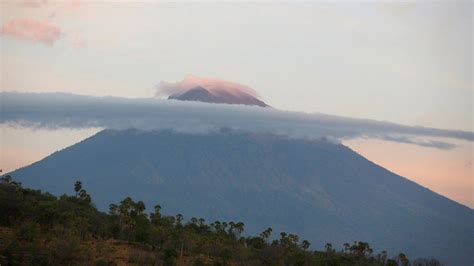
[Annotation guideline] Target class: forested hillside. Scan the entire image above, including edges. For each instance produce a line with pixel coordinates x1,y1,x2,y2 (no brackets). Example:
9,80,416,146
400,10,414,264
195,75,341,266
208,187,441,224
0,176,440,265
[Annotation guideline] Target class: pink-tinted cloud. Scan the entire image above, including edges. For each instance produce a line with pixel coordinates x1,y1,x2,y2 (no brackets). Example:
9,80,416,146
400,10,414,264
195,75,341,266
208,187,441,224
157,74,259,98
68,0,84,9
1,18,62,46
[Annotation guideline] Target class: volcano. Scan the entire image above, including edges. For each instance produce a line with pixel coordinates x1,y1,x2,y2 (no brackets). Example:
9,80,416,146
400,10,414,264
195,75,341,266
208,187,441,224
9,129,473,265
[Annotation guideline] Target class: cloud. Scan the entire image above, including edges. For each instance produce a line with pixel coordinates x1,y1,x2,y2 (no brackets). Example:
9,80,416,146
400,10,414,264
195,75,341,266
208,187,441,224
1,18,62,46
376,135,457,150
156,74,259,98
3,0,86,48
18,0,49,8
19,0,84,9
1,92,473,150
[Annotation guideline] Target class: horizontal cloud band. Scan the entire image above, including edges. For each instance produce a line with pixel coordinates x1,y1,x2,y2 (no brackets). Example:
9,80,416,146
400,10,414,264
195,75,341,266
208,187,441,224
1,92,472,150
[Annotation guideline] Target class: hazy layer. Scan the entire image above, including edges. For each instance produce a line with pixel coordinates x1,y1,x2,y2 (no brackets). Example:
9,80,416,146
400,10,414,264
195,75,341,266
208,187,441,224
2,92,473,151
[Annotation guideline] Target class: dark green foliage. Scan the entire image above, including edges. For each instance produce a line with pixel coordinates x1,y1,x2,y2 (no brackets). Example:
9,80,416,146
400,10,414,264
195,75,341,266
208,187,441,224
0,177,436,265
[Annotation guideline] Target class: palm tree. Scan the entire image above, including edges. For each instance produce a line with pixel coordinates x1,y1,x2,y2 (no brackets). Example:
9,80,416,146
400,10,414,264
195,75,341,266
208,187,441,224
150,204,162,224
343,243,350,253
212,220,221,232
175,214,183,225
325,243,333,253
74,181,82,197
288,233,299,246
260,227,273,242
109,204,118,215
301,240,311,250
234,222,245,237
198,218,205,227
154,204,161,216
78,189,88,200
228,221,236,235
378,250,388,264
133,201,146,216
398,253,410,266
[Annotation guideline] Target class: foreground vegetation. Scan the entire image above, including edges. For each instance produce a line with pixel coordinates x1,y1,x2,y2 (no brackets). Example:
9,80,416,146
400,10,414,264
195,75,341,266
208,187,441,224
0,175,440,265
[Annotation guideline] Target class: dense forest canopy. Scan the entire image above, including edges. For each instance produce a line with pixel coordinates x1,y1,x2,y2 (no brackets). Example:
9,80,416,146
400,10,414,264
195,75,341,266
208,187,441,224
0,175,441,265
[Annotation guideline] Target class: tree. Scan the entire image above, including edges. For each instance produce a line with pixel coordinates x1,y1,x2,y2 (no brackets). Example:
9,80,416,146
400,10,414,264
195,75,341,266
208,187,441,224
228,221,235,234
397,253,410,266
132,201,146,217
175,214,183,226
350,241,372,256
1,174,13,184
198,218,205,227
278,232,299,249
72,182,91,205
260,227,272,242
343,243,350,253
377,250,388,264
109,204,118,215
78,189,91,205
150,204,162,225
154,204,162,215
222,221,228,232
0,175,21,187
119,197,134,216
0,179,442,265
212,220,222,232
234,222,245,238
325,243,334,253
288,233,299,246
74,181,82,197
301,240,311,250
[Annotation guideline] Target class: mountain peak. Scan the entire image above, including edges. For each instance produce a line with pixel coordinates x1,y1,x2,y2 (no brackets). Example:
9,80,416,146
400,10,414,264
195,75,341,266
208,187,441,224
159,75,270,107
168,86,269,107
168,86,214,102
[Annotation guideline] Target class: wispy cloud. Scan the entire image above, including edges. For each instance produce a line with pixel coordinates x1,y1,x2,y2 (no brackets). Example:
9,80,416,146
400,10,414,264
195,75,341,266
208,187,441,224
157,74,259,98
1,18,61,46
19,0,84,9
375,135,457,150
18,0,49,8
1,92,472,150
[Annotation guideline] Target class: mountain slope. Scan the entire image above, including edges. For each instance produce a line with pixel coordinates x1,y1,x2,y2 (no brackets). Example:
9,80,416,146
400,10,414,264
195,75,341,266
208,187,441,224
10,129,473,265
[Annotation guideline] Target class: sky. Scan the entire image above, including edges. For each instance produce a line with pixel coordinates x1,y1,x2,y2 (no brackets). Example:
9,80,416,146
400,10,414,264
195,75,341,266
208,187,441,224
0,1,472,207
